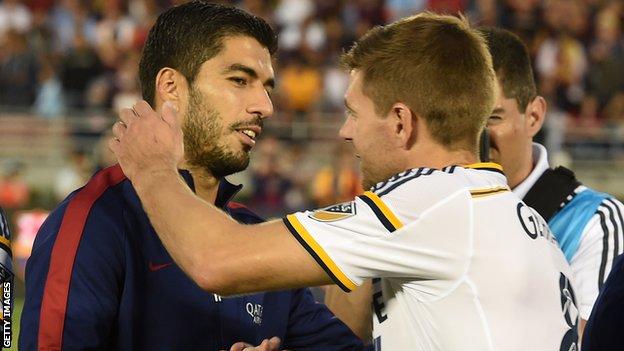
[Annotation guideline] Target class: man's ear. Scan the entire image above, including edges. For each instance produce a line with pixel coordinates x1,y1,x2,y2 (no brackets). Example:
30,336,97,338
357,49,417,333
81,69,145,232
388,102,416,149
155,67,187,105
525,96,547,138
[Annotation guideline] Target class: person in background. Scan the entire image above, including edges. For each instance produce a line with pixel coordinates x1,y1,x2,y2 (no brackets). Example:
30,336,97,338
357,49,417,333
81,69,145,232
481,27,624,337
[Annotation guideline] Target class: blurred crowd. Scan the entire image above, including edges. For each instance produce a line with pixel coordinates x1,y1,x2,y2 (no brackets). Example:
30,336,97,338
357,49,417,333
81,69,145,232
1,0,624,218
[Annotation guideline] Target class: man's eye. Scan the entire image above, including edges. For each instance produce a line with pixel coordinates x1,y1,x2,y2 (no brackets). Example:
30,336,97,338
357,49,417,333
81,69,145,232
230,77,248,86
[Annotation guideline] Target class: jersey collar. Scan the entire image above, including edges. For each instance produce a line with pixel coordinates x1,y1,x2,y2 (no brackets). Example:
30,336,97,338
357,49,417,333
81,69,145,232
462,162,505,175
179,170,243,210
512,143,550,199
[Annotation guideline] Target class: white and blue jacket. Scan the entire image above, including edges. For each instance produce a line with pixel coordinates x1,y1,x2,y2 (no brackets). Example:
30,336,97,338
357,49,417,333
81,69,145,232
515,143,624,320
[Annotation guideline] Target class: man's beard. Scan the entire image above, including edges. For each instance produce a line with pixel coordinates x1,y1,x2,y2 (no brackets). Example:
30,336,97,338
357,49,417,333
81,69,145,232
361,165,378,190
360,160,397,190
182,87,250,178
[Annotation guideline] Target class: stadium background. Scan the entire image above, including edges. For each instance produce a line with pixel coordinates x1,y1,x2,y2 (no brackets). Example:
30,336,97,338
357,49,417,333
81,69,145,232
1,0,623,348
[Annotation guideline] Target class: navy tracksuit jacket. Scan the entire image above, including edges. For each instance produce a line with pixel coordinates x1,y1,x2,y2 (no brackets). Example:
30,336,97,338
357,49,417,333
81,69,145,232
20,165,363,350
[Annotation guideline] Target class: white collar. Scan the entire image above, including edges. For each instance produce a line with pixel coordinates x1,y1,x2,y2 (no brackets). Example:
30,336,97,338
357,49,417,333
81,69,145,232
512,143,550,199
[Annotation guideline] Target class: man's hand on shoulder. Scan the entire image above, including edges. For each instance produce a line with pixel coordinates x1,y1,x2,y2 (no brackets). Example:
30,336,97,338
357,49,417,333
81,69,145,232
109,100,184,183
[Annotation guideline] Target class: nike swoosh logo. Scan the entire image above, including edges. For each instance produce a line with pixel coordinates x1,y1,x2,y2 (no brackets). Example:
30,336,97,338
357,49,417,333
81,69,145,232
148,261,173,272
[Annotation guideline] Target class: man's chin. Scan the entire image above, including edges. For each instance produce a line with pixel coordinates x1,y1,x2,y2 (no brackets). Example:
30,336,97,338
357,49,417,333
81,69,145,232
186,152,250,178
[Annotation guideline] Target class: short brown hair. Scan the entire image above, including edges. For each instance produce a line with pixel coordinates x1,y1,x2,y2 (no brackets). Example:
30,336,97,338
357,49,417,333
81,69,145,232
480,27,536,112
342,13,496,152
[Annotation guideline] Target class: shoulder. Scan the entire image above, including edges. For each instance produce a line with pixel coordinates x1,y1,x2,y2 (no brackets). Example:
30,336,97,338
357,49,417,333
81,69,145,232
596,195,624,216
590,193,624,233
31,165,130,254
356,168,474,229
574,187,624,224
57,164,129,222
370,167,465,201
370,167,442,196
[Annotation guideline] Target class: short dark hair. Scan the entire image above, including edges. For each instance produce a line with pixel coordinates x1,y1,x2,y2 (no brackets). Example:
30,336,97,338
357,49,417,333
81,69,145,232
139,1,278,105
480,27,536,112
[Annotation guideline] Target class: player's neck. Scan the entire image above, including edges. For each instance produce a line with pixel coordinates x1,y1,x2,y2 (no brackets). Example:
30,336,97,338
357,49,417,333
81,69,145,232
405,145,479,171
186,167,220,205
508,157,534,189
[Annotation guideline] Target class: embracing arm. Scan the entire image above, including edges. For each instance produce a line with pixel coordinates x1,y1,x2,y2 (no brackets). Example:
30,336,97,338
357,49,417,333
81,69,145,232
112,101,331,295
133,169,330,294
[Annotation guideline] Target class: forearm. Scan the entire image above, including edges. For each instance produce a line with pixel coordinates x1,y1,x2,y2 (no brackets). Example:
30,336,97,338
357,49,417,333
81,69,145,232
324,281,373,342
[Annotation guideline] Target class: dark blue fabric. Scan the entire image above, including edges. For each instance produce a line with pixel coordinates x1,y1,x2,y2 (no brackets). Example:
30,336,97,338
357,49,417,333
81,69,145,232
582,253,624,351
20,169,363,350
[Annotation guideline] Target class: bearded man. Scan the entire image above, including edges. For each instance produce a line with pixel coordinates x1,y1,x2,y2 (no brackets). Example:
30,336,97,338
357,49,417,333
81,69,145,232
19,3,362,351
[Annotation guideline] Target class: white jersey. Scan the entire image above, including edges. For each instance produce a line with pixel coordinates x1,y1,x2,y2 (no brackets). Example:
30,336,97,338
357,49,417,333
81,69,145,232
283,163,578,351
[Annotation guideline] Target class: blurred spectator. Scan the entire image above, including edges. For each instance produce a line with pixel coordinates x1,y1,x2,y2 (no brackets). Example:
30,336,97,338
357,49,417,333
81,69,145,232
386,0,425,21
353,0,387,27
112,52,141,112
469,0,497,27
428,0,466,14
251,156,293,215
535,13,588,113
0,0,32,39
33,59,65,117
322,64,350,113
498,0,540,43
249,145,294,216
604,93,624,143
2,0,621,124
127,0,160,49
605,93,624,126
0,160,30,211
60,32,104,108
587,4,624,109
0,29,39,107
94,130,118,171
13,209,49,281
311,146,362,207
280,54,322,115
28,8,55,56
49,0,97,53
93,0,136,51
575,96,602,129
275,0,314,28
53,149,93,202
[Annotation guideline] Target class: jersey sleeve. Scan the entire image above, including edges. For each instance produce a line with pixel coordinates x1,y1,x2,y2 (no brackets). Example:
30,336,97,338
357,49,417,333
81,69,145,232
20,189,126,350
283,189,473,292
282,288,364,350
571,197,624,320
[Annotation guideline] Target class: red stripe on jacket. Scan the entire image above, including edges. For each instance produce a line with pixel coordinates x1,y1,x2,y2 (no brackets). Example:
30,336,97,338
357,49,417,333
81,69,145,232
227,201,248,210
38,165,126,350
